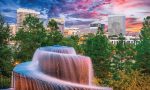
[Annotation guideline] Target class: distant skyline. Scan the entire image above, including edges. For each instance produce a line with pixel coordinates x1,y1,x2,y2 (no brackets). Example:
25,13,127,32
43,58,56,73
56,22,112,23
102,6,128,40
0,0,150,32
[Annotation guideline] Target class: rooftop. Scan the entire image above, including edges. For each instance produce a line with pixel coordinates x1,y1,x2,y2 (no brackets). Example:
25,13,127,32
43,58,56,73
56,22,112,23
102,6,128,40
17,8,40,14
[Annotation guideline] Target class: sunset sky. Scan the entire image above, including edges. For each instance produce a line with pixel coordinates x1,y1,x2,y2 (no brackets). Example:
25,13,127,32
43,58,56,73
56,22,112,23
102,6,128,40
0,0,150,32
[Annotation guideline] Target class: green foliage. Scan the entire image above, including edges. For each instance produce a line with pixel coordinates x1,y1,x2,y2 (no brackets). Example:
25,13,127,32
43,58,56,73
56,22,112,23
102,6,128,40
103,34,136,85
59,35,83,54
14,15,48,62
48,30,63,44
112,34,136,73
94,70,150,90
0,75,11,89
0,14,12,76
116,33,126,53
83,30,113,79
109,70,150,90
83,30,137,86
109,55,135,86
70,35,80,43
0,18,10,45
136,16,150,73
46,19,63,45
48,19,59,31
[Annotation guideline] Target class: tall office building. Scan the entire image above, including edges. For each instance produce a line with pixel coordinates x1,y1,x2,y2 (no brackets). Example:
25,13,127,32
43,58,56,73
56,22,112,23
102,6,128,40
108,15,126,36
49,18,65,33
17,8,40,28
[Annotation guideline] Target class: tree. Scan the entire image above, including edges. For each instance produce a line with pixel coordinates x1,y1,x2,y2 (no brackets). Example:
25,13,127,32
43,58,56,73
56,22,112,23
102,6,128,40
48,30,63,44
59,35,83,54
116,33,125,54
70,35,80,43
0,14,12,76
48,19,59,31
136,16,150,73
115,33,136,64
47,19,63,45
14,15,49,62
83,29,113,80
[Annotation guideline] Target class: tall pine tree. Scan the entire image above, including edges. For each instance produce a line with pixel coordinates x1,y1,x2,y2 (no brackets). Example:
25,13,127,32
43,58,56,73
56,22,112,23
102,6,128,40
83,28,113,80
136,16,150,73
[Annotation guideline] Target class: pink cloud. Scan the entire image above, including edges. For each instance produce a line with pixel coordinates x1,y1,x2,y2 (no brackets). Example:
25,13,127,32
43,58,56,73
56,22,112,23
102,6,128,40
126,17,143,32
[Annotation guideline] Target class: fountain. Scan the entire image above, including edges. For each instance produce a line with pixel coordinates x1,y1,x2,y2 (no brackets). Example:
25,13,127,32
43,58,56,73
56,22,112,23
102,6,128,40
12,45,112,90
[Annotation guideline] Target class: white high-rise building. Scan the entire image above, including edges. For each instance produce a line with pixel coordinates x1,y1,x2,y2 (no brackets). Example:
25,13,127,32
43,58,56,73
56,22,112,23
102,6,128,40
17,8,40,28
108,15,126,36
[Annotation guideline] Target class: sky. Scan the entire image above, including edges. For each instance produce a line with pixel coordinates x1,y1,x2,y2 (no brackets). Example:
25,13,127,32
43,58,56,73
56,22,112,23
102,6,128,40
0,0,150,32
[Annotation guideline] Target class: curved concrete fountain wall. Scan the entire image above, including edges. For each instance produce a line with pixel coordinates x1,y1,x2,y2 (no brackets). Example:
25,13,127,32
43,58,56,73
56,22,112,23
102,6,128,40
12,46,112,90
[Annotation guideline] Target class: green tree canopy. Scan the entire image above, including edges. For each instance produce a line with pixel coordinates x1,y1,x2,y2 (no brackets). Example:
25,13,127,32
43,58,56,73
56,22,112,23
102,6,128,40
110,34,136,81
116,33,126,54
136,16,150,73
47,19,63,45
59,35,83,54
0,14,12,76
48,30,63,44
83,30,113,79
14,15,48,62
48,19,59,31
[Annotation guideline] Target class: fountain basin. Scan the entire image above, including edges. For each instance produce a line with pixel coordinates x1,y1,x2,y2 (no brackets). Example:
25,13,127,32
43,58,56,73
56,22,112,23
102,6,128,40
12,46,112,90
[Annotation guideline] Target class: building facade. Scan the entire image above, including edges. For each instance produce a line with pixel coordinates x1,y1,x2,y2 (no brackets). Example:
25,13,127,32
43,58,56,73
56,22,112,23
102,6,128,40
108,15,126,36
17,8,40,28
109,36,140,45
64,28,80,37
9,24,17,35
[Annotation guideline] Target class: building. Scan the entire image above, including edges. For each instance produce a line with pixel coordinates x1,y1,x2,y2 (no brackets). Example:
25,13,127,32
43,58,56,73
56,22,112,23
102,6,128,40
9,24,17,35
109,35,140,45
90,21,105,34
110,39,140,45
64,28,80,37
9,24,17,45
17,8,40,28
108,15,126,36
49,18,65,33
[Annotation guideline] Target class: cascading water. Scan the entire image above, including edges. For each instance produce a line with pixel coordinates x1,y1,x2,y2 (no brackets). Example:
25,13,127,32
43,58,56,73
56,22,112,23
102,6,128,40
12,45,112,90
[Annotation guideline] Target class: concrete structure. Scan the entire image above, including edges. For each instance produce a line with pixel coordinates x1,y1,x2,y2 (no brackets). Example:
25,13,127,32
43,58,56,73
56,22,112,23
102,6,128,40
90,21,105,34
64,28,80,37
49,18,65,33
110,40,139,45
109,36,140,45
17,8,40,28
108,15,126,36
9,24,17,35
